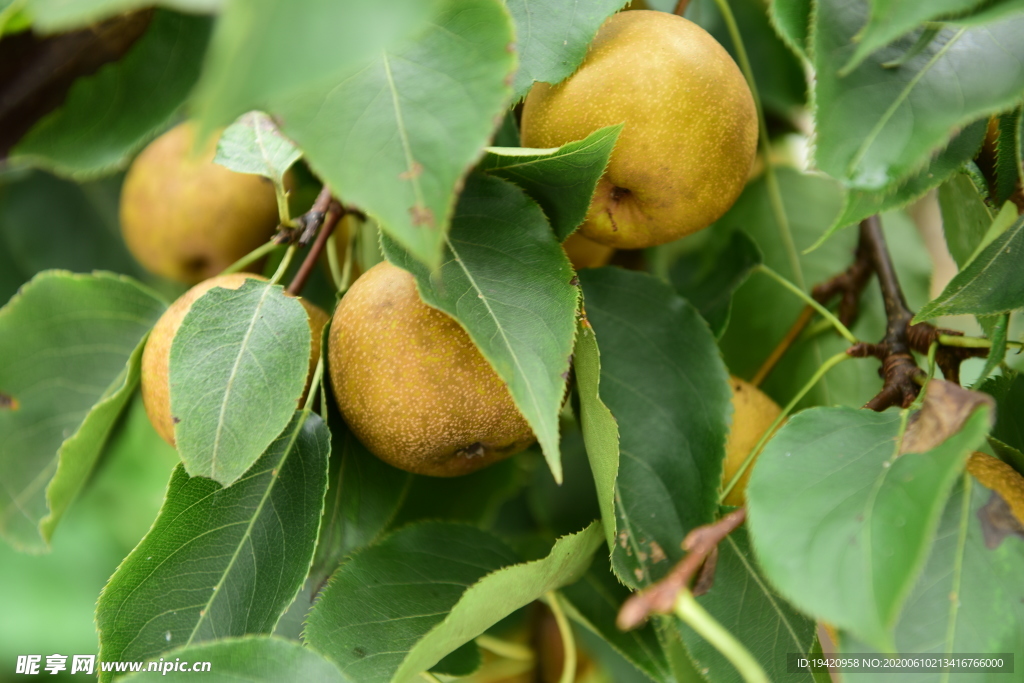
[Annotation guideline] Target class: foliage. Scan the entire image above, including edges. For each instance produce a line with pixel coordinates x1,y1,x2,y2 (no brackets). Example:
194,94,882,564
3,0,1024,681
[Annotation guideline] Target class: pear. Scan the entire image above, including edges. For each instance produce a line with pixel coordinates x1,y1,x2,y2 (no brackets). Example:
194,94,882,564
327,261,534,477
141,273,328,446
966,452,1024,525
120,122,282,284
721,376,781,506
563,231,614,270
521,10,757,249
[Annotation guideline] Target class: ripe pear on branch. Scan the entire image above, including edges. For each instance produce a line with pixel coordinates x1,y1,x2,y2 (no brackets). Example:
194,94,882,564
120,122,283,284
328,261,535,477
721,376,782,506
141,273,328,446
521,10,757,249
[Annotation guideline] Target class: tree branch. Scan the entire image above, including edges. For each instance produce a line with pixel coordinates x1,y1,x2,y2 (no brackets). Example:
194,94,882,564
287,187,344,296
830,217,987,410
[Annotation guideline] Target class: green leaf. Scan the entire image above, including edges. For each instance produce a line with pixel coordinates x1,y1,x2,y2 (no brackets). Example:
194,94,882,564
170,278,310,485
562,558,673,683
819,119,987,244
0,0,28,35
214,111,300,187
382,173,578,483
678,525,818,683
769,0,812,58
481,125,621,241
0,171,157,304
669,229,762,338
0,271,165,551
391,524,602,683
304,522,515,682
995,106,1023,206
528,427,601,538
718,169,933,411
119,635,351,682
813,0,1024,190
939,171,995,268
746,401,992,650
947,0,1024,25
390,457,529,529
311,397,412,589
272,0,515,267
837,475,1024,676
192,0,438,133
578,268,731,588
843,0,987,73
978,372,1024,475
505,0,626,98
96,412,330,677
572,320,619,551
11,11,211,178
974,314,1011,387
915,214,1024,321
25,0,220,33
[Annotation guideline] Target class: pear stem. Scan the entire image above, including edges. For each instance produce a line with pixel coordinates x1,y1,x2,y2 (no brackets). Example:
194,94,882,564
222,240,281,276
675,589,770,683
721,351,850,504
546,591,577,683
673,0,691,15
754,264,858,344
475,635,535,662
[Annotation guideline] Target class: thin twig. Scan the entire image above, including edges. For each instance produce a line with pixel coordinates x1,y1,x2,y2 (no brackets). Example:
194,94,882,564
617,508,747,631
287,199,344,296
844,217,987,409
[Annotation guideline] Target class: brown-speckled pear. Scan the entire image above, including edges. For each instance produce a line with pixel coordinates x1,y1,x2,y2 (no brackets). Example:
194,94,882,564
722,377,781,506
328,261,535,477
966,452,1024,525
120,122,281,284
141,273,328,446
521,11,757,249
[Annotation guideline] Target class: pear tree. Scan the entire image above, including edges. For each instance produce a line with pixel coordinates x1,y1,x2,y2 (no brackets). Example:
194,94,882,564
2,1,1024,682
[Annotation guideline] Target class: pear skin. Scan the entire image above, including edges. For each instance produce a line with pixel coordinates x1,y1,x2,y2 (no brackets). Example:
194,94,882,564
966,452,1024,526
521,11,757,249
722,376,782,506
120,122,282,284
563,231,614,270
328,261,535,477
141,273,328,446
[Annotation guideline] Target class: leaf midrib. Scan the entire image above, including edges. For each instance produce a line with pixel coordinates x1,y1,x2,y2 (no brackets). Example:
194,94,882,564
847,27,966,177
209,285,274,480
185,414,307,647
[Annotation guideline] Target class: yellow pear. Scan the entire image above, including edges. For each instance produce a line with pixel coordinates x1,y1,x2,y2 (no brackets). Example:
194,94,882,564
966,452,1024,525
521,10,757,249
141,273,328,446
722,376,781,506
563,231,614,270
120,122,282,284
327,261,535,477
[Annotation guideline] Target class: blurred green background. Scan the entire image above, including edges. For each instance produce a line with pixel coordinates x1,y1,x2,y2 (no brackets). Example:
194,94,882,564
0,397,179,682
